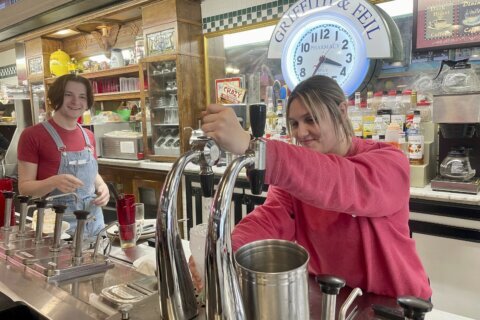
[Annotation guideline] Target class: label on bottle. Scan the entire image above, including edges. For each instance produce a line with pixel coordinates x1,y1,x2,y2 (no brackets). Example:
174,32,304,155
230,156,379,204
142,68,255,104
408,135,424,160
391,114,405,129
362,115,375,138
350,116,363,137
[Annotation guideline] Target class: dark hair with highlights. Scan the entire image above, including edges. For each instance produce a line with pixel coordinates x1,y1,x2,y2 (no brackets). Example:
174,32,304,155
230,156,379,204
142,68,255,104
47,74,94,111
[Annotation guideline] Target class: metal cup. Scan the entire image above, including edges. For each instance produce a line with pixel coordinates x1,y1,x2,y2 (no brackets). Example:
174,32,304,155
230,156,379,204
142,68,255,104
235,239,310,320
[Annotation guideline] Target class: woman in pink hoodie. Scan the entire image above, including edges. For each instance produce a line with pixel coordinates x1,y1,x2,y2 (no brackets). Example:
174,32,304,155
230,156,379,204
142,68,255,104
199,75,431,299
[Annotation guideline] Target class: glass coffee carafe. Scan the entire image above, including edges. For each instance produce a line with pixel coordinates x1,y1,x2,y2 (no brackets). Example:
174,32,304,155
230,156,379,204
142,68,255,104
433,59,480,93
439,148,476,181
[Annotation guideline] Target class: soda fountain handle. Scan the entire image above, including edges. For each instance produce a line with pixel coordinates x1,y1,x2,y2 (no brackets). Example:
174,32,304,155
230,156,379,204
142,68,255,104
315,274,346,320
397,296,433,320
246,103,266,195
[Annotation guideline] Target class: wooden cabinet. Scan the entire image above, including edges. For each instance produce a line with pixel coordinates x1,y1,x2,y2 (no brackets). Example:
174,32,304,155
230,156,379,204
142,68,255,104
139,0,204,162
141,54,203,161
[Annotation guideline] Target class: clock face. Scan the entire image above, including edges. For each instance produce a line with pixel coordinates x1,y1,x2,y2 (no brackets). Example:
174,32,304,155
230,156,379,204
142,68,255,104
281,17,371,96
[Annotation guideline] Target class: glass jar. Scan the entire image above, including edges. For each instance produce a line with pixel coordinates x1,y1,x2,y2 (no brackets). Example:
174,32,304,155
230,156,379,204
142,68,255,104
439,149,476,181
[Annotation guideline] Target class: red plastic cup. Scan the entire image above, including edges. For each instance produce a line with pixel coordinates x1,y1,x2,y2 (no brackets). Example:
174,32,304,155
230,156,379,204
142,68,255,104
0,178,15,227
116,194,136,240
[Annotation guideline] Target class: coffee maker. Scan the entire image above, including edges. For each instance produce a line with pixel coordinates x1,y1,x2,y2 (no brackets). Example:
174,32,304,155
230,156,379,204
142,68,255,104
431,93,480,194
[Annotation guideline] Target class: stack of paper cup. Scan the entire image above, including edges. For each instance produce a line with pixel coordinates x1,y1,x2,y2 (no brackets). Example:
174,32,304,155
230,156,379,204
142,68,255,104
189,223,208,284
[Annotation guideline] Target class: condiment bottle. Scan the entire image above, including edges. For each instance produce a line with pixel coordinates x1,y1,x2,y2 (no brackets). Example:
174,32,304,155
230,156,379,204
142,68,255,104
385,122,402,149
407,111,424,165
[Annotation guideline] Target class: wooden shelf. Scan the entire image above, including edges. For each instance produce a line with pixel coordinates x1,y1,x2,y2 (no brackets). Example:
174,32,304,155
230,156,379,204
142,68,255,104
81,64,142,79
28,74,45,83
377,71,416,79
44,64,142,84
94,91,142,101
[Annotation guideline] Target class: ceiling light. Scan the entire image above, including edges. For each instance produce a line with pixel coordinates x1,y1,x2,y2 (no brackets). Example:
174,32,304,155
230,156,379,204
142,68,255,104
376,0,413,17
224,25,275,48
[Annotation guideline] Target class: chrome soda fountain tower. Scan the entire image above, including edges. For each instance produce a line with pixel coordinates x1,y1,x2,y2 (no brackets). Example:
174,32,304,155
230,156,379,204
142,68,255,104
155,136,220,319
204,103,266,320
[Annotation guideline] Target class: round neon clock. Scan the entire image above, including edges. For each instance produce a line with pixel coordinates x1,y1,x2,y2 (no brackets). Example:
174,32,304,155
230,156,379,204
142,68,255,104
281,14,374,95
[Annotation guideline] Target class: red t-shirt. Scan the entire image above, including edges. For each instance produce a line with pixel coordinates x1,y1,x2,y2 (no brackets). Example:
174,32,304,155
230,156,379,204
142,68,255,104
17,119,97,180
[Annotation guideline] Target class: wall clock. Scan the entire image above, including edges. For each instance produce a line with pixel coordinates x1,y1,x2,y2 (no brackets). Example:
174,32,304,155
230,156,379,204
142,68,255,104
281,13,375,96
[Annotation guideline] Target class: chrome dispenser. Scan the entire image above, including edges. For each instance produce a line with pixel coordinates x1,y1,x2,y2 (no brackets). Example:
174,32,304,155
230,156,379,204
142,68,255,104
204,103,266,320
28,209,115,282
155,136,220,319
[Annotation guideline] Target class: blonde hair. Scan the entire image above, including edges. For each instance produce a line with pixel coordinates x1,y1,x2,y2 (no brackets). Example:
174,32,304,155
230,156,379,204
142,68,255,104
286,75,354,141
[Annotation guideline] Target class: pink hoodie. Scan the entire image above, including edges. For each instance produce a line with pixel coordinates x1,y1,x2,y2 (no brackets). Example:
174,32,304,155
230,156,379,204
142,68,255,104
232,138,432,299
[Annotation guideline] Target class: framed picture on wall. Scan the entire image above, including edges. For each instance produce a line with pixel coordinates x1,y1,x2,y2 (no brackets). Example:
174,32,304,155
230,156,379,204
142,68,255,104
413,0,480,51
145,28,175,56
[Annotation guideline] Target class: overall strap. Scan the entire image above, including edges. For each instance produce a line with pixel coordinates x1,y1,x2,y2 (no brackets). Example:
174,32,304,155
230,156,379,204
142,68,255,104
76,123,92,148
41,121,66,151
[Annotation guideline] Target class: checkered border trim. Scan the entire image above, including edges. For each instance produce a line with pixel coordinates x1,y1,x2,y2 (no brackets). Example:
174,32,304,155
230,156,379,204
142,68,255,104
202,0,297,34
0,64,16,79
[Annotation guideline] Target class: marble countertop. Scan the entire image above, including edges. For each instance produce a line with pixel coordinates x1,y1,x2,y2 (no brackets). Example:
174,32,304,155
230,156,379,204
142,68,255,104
98,158,480,207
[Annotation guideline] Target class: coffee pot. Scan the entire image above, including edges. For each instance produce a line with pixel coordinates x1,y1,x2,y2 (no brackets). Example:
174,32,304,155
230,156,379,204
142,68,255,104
439,147,476,181
433,59,480,94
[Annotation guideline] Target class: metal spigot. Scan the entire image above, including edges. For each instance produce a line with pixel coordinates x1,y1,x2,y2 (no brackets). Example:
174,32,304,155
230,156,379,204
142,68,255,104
156,136,220,320
205,103,266,320
33,199,48,244
1,191,15,231
316,274,346,320
338,288,362,320
50,205,67,252
72,210,89,265
92,221,118,261
16,195,30,236
45,192,79,204
316,275,364,320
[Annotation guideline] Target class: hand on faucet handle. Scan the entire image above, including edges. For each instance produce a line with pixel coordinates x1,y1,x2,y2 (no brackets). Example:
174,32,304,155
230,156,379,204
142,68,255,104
201,104,251,155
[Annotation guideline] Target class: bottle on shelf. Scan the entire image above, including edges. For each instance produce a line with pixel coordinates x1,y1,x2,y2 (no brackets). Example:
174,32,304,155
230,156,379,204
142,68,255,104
362,91,375,139
274,99,289,143
348,92,363,138
377,91,392,125
371,91,383,114
407,110,424,165
265,86,277,138
391,90,406,132
372,111,387,141
401,89,413,114
385,122,402,149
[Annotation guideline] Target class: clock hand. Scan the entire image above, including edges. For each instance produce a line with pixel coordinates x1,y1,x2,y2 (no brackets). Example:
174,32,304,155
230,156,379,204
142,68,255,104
312,55,326,76
323,57,342,67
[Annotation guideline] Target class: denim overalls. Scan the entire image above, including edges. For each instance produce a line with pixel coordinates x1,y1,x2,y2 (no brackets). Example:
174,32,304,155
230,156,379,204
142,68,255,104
42,121,105,242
